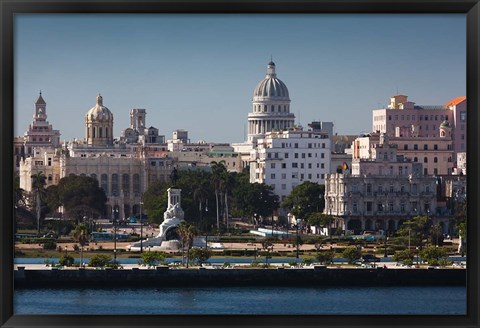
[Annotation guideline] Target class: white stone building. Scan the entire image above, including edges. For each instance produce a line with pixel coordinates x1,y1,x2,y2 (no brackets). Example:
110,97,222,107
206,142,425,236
250,128,331,201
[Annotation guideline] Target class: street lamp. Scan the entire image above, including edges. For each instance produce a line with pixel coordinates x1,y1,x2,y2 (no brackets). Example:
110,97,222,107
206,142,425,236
384,230,388,258
140,199,144,253
112,202,119,264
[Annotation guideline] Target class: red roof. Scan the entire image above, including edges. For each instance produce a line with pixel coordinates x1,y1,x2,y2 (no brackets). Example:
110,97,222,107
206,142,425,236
444,96,466,107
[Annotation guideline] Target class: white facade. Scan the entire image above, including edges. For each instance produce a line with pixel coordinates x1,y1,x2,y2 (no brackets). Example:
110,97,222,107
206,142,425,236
250,129,331,200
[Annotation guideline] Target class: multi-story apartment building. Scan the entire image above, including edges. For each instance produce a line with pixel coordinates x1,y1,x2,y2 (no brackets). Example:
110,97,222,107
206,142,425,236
352,121,455,176
325,133,450,234
250,128,331,201
372,95,466,160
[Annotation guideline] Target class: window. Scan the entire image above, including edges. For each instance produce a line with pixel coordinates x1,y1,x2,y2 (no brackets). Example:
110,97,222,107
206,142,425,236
322,143,326,148
424,157,428,163
294,153,299,158
301,153,306,159
282,184,286,190
460,112,466,121
281,173,286,179
413,144,418,150
285,153,289,159
404,144,408,150
434,157,438,163
282,163,286,169
389,185,394,193
366,202,373,212
366,183,372,193
294,143,298,148
321,163,325,169
271,163,276,169
292,163,298,168
308,163,312,169
378,185,383,192
423,144,428,150
321,153,325,159
434,144,438,150
388,202,394,212
377,203,384,212
271,173,276,179
400,203,405,213
300,163,304,169
353,203,358,213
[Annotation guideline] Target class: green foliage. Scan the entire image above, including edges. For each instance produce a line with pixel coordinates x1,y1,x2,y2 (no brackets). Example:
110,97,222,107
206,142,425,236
342,247,362,264
307,212,333,227
419,246,447,265
393,249,414,263
42,240,57,250
73,223,89,247
396,216,432,249
58,254,74,267
250,260,261,267
88,254,112,267
282,182,325,221
46,175,107,220
139,251,167,268
316,251,334,265
188,248,212,265
302,257,315,265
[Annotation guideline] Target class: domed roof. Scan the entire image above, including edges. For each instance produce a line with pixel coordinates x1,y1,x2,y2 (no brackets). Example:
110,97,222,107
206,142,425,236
440,121,450,127
86,94,113,121
253,61,290,100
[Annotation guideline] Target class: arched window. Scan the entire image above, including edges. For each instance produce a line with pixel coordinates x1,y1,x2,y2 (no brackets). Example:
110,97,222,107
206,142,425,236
122,174,130,196
434,157,438,163
111,174,119,196
99,127,103,138
133,174,140,196
101,174,108,194
424,157,428,163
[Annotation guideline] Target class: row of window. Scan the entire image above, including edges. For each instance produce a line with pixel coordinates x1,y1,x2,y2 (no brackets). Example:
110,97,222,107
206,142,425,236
388,114,449,121
267,152,326,159
280,142,326,149
270,172,326,180
270,162,326,169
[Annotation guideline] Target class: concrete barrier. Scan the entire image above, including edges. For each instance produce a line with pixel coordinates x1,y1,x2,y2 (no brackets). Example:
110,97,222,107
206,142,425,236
14,267,466,288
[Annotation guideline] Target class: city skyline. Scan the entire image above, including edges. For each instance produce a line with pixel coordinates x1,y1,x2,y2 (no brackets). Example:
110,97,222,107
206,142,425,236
15,14,466,143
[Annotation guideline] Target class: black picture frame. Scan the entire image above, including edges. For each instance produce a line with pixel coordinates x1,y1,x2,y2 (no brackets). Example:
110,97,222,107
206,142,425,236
1,0,479,327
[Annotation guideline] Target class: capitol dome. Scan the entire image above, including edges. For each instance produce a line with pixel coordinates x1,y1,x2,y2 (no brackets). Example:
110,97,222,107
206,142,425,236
86,94,113,122
253,61,290,100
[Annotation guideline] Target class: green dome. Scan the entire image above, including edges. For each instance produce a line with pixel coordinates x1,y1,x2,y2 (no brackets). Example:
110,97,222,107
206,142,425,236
440,121,450,127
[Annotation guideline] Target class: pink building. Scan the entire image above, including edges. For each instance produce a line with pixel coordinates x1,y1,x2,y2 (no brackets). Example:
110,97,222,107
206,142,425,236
372,95,466,163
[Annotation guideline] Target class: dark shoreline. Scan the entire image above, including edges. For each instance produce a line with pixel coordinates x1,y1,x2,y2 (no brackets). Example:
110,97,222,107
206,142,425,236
15,267,466,288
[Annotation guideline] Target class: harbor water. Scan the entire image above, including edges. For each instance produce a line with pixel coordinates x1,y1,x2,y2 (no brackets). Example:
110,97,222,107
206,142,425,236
14,285,466,315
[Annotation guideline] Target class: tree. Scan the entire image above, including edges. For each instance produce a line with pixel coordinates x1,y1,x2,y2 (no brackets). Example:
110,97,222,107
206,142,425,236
429,223,443,247
211,161,228,231
396,216,432,250
139,251,167,268
307,212,334,228
73,223,88,267
177,222,197,268
419,246,447,266
47,175,107,221
316,251,334,265
342,247,362,264
282,181,325,221
31,171,47,235
188,248,212,265
393,249,415,264
58,254,75,267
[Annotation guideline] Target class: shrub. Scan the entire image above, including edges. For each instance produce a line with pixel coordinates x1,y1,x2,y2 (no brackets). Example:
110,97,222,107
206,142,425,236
89,254,112,267
42,240,57,250
302,257,315,266
72,244,80,251
419,246,448,266
250,260,261,267
58,254,74,267
139,251,167,268
316,251,334,265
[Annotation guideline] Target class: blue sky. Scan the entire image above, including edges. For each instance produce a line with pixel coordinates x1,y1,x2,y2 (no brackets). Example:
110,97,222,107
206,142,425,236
15,14,466,143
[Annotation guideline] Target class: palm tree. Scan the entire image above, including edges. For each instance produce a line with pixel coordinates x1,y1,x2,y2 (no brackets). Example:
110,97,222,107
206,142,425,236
177,222,196,268
430,223,442,247
210,161,227,231
31,172,47,235
73,223,89,268
193,182,209,229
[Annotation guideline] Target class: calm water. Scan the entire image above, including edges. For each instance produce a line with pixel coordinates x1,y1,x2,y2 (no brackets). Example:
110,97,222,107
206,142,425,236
15,286,466,314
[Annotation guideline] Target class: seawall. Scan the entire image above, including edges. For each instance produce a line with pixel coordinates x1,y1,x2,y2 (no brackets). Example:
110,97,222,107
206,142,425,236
14,267,466,288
